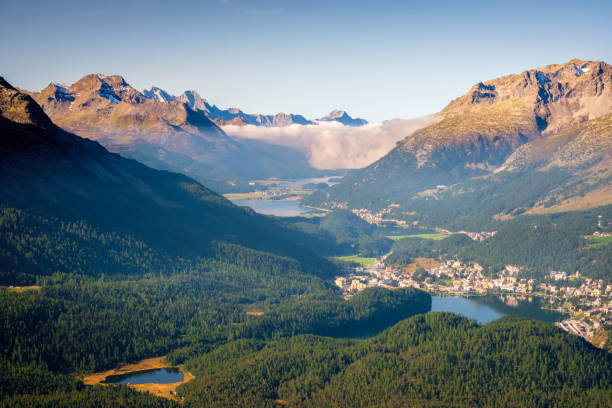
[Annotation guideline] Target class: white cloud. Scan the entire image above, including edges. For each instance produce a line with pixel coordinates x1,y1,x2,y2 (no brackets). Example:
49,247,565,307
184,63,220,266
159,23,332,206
223,115,441,170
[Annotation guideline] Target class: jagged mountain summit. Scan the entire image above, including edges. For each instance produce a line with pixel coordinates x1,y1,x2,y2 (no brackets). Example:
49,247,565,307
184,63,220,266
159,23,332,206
27,74,325,192
142,86,175,102
141,87,314,127
318,109,368,126
394,59,611,171
304,59,612,224
141,87,369,128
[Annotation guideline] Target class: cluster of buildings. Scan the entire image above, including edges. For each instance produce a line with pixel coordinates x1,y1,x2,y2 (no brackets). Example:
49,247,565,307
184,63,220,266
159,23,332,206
549,270,569,281
556,305,611,341
334,260,395,296
350,208,392,224
463,230,497,241
334,257,611,346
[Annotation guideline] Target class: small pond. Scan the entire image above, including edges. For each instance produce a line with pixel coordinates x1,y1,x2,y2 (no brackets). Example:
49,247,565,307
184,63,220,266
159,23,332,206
103,367,184,385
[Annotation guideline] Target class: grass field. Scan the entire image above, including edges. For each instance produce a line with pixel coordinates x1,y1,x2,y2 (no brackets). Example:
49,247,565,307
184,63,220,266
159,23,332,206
332,255,377,267
223,192,267,200
224,189,312,201
397,257,443,274
386,233,453,241
1,285,41,293
587,235,612,248
293,211,327,218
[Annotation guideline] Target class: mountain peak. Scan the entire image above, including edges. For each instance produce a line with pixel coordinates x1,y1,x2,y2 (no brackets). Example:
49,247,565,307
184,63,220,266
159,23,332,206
96,73,128,86
326,109,347,119
64,73,146,105
143,86,175,102
442,59,612,135
177,90,210,112
318,109,368,126
0,77,53,129
310,59,612,219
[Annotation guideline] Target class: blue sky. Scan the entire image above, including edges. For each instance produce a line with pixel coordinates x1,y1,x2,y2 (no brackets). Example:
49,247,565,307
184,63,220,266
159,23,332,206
1,0,611,122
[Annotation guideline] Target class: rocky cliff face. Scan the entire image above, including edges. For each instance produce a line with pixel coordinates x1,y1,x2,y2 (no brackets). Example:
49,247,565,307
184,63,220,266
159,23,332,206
394,59,612,171
30,74,228,143
1,77,53,129
144,87,315,127
443,59,612,135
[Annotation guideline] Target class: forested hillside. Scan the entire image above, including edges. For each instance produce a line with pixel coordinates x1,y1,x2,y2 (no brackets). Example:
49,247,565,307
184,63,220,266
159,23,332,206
385,206,612,283
176,313,612,407
0,76,432,406
1,76,610,407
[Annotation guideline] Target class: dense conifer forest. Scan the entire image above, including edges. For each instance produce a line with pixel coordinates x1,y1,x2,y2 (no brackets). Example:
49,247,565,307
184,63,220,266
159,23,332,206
386,206,612,283
176,313,612,407
1,78,611,407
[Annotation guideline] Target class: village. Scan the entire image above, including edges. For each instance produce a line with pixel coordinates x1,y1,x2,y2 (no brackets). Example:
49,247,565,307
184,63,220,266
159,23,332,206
334,257,611,346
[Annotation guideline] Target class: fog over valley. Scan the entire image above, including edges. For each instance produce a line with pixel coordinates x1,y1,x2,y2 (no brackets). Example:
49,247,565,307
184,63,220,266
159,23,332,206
224,115,442,169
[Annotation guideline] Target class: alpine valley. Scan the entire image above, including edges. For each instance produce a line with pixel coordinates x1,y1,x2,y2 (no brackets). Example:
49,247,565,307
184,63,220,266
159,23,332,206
305,59,612,228
26,74,367,193
1,58,611,408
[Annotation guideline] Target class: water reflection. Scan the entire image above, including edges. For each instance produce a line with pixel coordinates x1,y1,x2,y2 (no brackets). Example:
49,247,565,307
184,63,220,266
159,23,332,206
103,368,184,385
431,295,564,325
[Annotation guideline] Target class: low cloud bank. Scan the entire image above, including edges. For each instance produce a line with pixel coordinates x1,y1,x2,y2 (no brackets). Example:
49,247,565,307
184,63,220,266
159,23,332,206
223,115,441,169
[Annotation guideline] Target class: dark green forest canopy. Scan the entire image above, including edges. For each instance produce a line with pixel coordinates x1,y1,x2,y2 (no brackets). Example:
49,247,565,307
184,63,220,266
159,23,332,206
1,79,611,407
385,206,612,283
303,164,611,232
0,82,433,406
177,313,612,408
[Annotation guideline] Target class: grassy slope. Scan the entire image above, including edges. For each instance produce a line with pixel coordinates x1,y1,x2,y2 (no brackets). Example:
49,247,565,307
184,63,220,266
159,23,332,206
332,255,377,267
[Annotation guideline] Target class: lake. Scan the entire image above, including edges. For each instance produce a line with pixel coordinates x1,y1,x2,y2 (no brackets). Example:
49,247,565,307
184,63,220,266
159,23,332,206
103,367,184,385
344,294,563,340
254,176,343,189
431,294,564,324
233,198,311,216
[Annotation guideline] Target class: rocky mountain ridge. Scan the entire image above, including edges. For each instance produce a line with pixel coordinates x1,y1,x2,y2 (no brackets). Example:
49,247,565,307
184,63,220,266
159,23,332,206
318,109,368,126
0,75,333,272
26,74,326,191
141,87,368,128
393,59,612,170
304,59,612,221
142,87,314,127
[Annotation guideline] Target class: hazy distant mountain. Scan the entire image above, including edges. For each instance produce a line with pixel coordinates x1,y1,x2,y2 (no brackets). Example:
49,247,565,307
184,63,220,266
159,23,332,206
142,87,369,128
318,109,368,126
142,86,175,102
27,74,326,192
142,87,314,127
304,59,612,225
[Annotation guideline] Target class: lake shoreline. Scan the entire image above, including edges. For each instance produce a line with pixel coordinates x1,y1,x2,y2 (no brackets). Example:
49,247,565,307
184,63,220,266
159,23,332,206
81,356,194,401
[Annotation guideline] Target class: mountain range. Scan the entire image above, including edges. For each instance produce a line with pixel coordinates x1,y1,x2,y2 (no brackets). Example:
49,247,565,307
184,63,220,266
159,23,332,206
2,62,612,408
318,109,369,126
26,74,332,192
0,75,335,275
142,87,368,127
143,87,314,127
304,59,612,227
